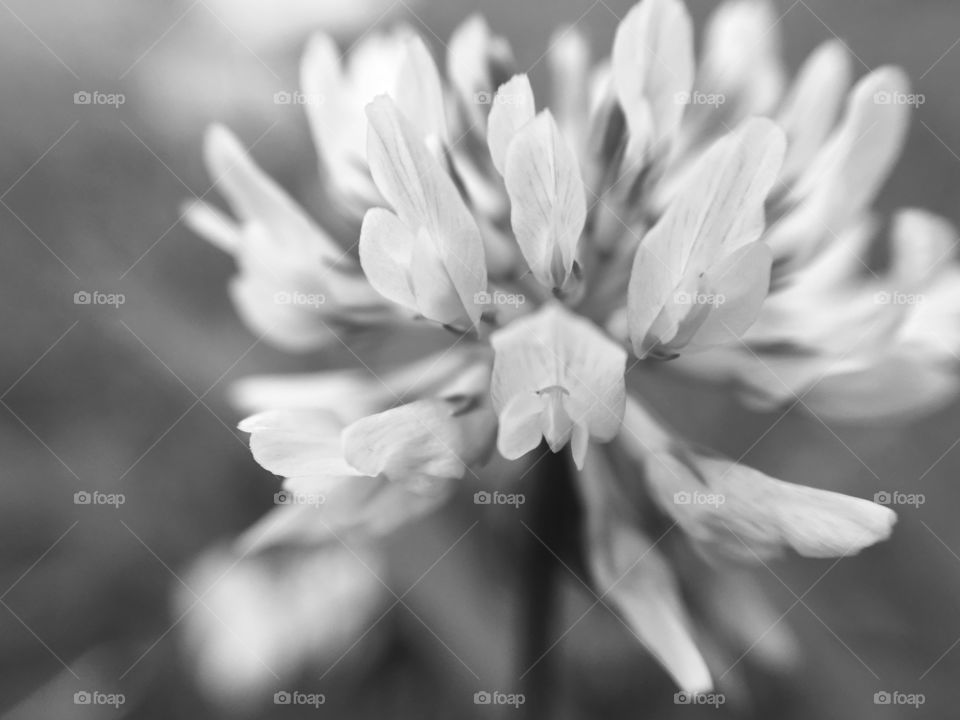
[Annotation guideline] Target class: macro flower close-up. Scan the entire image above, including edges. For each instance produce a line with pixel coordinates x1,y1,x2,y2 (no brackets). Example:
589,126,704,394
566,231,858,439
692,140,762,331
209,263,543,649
6,0,960,717
182,0,955,707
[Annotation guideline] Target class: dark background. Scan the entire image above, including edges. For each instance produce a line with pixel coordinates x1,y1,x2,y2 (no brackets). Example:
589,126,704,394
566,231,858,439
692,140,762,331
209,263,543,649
2,0,960,717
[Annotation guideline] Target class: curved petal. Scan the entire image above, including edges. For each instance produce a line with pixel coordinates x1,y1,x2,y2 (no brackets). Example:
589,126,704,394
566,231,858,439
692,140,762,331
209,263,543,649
777,40,852,183
503,111,586,290
769,66,911,265
394,35,449,144
239,409,357,479
619,399,897,559
358,207,417,312
628,118,784,356
612,0,694,159
577,449,712,692
341,398,496,493
696,0,785,119
490,304,626,468
203,124,339,259
486,74,536,174
365,96,488,326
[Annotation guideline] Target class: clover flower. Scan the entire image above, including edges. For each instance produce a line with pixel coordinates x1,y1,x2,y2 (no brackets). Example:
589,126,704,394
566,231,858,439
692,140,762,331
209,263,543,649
185,0,960,694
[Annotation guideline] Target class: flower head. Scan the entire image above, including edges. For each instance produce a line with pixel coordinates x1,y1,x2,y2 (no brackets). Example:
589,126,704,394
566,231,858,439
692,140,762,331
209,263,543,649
186,0,960,693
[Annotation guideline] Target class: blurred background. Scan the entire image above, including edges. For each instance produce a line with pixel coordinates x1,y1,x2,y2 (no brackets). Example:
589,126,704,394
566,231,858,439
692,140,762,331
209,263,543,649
2,0,960,717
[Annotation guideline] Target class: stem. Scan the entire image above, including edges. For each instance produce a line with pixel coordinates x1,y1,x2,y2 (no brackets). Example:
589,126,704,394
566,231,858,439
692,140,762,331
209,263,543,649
519,447,581,720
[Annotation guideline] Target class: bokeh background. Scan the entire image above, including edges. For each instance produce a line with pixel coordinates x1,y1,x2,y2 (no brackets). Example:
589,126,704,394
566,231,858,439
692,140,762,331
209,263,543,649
2,0,960,717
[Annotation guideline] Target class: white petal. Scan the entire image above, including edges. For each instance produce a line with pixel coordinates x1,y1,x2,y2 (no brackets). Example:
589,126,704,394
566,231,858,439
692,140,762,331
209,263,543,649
203,124,339,259
577,450,712,692
341,398,496,493
490,304,626,468
358,207,417,311
300,32,345,165
182,200,240,254
503,111,586,290
496,393,546,460
446,15,514,128
365,96,488,326
394,35,449,144
239,409,357,478
697,0,785,118
238,476,453,551
486,74,536,174
770,66,910,263
620,399,897,559
300,30,410,205
777,40,852,183
547,26,591,145
231,346,491,419
684,241,772,349
408,226,472,326
227,253,335,353
889,208,957,284
612,0,694,158
628,118,784,356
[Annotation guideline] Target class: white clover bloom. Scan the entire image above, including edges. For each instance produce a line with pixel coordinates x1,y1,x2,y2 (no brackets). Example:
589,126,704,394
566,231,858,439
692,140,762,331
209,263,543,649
182,0,960,695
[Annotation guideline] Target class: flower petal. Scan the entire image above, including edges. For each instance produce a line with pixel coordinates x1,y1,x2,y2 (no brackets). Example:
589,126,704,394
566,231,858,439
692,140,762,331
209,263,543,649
239,409,357,479
889,208,957,285
628,118,784,356
620,399,897,559
394,35,449,145
769,66,910,265
612,0,694,158
577,449,712,692
341,398,497,493
182,200,240,254
203,124,339,259
683,240,772,349
490,304,626,468
365,95,488,326
300,29,410,205
447,15,514,128
238,476,454,551
503,111,587,290
232,346,491,418
486,74,536,174
547,26,591,146
697,0,785,119
228,272,335,352
777,40,852,183
358,207,417,311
